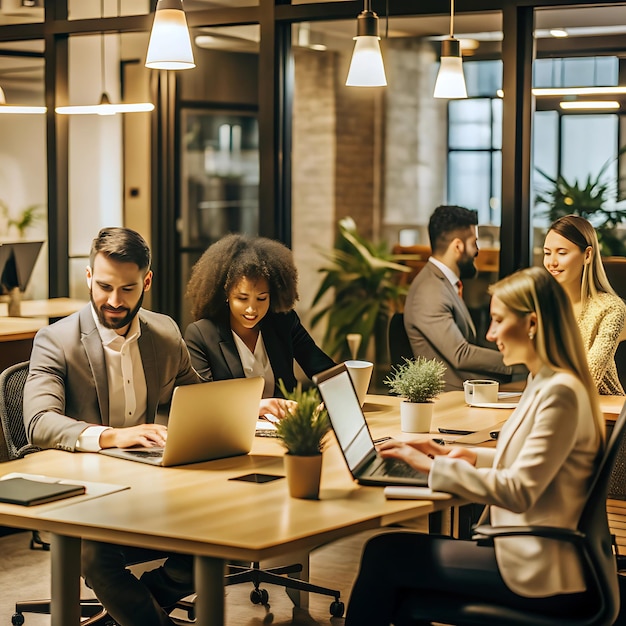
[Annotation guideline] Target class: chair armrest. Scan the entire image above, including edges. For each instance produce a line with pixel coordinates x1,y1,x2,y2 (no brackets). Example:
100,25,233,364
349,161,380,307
17,444,41,458
472,524,585,547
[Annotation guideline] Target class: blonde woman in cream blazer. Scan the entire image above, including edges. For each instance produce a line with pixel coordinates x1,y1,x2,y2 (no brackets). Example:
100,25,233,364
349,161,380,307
345,267,605,626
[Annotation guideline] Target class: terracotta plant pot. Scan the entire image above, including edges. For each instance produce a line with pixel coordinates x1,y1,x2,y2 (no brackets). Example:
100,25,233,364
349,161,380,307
283,453,323,499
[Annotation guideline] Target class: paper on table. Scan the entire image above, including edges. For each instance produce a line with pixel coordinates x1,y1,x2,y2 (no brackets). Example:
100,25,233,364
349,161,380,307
0,472,129,498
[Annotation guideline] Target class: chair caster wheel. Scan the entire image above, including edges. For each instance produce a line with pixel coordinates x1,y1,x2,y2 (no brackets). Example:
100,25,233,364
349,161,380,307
330,600,345,617
250,588,269,605
11,613,25,626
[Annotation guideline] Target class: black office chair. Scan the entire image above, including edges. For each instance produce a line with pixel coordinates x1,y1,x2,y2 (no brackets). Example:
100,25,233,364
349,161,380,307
388,312,413,371
0,360,47,551
393,404,626,626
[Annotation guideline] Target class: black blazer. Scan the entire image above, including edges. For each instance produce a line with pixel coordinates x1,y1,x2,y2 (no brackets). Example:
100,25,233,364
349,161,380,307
184,310,335,397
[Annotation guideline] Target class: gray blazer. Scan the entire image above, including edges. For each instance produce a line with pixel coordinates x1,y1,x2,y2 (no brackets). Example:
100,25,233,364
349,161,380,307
24,305,201,451
431,367,599,597
403,261,512,391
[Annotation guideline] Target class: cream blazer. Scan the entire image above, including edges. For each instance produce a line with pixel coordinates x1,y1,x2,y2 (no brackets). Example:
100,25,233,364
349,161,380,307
430,366,600,597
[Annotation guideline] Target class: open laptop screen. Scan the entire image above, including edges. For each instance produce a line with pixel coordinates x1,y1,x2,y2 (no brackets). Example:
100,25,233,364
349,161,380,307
315,366,375,472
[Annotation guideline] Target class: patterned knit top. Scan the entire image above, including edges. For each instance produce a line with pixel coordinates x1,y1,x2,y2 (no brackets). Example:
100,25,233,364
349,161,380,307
578,292,626,395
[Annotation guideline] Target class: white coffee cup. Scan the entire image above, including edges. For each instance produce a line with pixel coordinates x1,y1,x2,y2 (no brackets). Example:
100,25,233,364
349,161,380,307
463,379,499,405
344,360,374,407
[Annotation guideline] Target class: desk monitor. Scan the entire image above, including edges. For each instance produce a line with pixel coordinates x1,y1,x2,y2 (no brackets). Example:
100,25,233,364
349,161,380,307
0,241,44,292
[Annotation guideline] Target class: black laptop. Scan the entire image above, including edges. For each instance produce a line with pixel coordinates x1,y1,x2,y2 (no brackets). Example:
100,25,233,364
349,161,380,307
313,364,428,486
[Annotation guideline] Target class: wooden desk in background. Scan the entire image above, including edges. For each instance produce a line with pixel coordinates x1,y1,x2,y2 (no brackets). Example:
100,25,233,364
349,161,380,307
0,299,86,371
0,297,86,319
0,317,46,372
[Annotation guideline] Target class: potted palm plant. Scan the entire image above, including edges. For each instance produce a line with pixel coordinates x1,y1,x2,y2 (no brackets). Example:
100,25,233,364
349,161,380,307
310,217,412,365
275,381,331,499
384,356,446,433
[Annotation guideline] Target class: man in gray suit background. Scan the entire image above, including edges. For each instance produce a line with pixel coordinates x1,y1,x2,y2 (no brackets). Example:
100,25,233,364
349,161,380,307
404,205,514,391
24,227,201,626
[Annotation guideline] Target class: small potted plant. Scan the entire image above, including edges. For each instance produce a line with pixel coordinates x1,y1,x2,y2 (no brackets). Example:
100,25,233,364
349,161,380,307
275,380,331,499
384,356,446,433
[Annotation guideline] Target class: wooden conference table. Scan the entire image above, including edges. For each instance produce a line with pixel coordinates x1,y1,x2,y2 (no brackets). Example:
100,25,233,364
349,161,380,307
0,391,623,626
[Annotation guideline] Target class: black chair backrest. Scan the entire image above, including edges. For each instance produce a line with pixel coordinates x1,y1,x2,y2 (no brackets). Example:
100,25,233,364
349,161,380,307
0,361,31,461
388,312,413,370
576,401,626,625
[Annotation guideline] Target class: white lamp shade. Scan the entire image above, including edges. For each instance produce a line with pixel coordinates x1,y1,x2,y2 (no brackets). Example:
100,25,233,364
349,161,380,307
434,55,467,99
346,36,387,87
145,3,195,70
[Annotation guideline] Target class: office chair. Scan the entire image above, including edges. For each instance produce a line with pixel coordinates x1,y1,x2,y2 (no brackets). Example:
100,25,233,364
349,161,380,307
0,360,48,550
388,312,413,371
392,403,626,626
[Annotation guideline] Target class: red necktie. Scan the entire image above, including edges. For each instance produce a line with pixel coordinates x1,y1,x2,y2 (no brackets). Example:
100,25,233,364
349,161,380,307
456,280,463,298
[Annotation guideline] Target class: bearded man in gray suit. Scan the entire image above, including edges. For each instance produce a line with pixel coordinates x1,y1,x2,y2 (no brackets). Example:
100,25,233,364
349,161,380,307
24,227,201,626
404,205,514,391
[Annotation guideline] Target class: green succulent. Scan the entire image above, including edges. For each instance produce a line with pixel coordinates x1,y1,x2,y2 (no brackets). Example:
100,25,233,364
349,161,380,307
274,381,331,456
384,356,446,404
310,217,411,361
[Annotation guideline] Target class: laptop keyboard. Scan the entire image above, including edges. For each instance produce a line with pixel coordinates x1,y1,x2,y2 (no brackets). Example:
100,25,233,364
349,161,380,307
127,449,163,458
381,458,424,479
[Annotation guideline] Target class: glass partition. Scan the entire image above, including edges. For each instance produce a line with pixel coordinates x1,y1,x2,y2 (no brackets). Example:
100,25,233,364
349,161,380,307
0,41,47,301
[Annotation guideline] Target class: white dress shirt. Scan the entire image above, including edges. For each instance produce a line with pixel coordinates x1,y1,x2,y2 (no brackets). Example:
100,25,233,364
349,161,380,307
75,307,147,451
232,330,275,398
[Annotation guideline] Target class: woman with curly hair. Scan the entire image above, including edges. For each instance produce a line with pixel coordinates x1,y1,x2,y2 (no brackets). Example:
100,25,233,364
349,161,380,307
184,234,335,419
543,214,626,394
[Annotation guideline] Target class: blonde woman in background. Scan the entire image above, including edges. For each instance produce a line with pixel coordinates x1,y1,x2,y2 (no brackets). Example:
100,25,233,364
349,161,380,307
543,214,626,395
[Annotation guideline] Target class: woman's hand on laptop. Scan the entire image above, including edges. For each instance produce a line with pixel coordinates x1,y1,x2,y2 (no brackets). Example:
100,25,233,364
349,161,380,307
260,398,298,420
99,424,168,449
378,438,477,472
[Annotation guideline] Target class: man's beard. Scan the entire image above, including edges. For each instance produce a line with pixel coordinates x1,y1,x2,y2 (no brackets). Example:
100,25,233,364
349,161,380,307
91,289,144,330
458,255,478,280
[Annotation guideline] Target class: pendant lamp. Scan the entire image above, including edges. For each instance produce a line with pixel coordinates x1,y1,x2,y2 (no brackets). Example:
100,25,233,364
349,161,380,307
145,0,195,70
0,85,46,115
433,0,467,99
345,0,386,87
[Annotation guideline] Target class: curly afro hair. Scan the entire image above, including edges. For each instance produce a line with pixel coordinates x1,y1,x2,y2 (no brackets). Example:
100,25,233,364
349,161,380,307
186,234,299,322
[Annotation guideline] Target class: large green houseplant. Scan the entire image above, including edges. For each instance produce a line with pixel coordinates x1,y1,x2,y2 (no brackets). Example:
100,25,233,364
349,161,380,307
310,217,412,362
534,146,626,256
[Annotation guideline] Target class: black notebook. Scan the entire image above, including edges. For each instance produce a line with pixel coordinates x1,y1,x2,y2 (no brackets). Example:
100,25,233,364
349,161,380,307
0,477,86,506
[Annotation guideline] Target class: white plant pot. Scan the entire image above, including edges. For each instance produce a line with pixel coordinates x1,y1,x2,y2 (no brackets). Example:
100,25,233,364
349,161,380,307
400,401,434,433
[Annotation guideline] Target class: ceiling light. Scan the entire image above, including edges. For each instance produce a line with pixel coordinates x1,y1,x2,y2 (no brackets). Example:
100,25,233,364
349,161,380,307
0,85,46,114
56,93,155,115
533,86,626,96
145,0,195,70
433,0,467,99
549,28,569,38
559,101,619,110
57,2,155,115
345,0,387,87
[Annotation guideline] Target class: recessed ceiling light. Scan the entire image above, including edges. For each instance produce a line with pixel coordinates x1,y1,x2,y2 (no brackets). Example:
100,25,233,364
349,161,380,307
549,28,568,38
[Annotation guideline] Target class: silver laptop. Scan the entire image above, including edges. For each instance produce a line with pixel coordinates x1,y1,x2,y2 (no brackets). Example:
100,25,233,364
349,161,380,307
100,377,264,467
313,364,428,486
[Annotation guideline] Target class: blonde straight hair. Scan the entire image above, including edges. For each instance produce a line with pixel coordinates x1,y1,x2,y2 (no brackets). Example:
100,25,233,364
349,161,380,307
548,214,617,304
489,266,604,441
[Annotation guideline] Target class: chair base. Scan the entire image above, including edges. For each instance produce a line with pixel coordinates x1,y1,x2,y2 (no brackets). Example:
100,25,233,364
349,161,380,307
226,561,344,617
